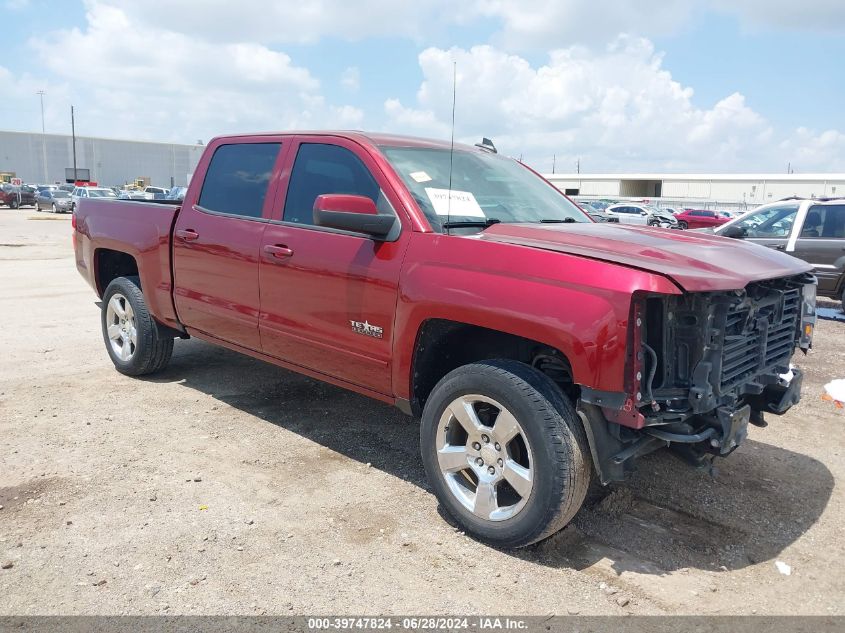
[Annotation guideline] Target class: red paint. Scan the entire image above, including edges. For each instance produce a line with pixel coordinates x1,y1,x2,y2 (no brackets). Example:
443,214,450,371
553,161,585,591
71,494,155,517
314,193,378,215
73,131,812,418
675,208,731,229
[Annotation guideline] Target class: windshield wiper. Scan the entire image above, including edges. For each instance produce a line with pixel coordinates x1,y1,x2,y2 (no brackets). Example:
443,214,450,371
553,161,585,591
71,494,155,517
441,218,501,230
538,217,577,223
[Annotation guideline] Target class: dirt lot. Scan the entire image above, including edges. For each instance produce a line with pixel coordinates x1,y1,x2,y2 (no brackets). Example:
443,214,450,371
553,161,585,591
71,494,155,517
1,206,843,616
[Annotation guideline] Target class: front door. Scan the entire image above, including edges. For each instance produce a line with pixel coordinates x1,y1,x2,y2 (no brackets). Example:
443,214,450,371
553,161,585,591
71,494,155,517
258,137,410,395
791,203,845,296
172,140,284,350
731,202,800,252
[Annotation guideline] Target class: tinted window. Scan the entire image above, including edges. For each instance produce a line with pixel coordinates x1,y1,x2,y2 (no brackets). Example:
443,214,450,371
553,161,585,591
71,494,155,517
198,143,281,218
283,143,380,225
802,205,845,239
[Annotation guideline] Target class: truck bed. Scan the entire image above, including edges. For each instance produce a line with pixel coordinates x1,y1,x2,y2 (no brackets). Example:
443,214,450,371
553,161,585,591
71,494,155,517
74,198,182,329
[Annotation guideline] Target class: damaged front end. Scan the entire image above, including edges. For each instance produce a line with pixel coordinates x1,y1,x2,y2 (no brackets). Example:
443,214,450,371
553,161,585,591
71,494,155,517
581,273,817,483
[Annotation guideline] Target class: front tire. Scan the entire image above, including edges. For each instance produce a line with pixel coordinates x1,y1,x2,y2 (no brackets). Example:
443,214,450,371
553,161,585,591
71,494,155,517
420,360,590,548
101,276,173,376
10,198,19,209
51,203,57,214
678,220,688,229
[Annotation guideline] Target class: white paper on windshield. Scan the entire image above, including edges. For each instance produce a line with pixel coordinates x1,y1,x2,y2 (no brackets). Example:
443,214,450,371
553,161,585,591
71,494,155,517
409,171,432,183
425,188,485,218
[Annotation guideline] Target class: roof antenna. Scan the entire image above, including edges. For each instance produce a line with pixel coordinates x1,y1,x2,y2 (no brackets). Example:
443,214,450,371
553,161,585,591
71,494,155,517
446,60,457,236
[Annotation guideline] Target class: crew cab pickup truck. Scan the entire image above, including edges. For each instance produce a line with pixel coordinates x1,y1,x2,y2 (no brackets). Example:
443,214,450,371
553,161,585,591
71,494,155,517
74,131,817,548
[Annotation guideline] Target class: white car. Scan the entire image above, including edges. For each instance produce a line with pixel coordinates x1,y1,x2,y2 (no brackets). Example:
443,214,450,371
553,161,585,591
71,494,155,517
605,203,679,227
70,186,118,211
143,186,169,200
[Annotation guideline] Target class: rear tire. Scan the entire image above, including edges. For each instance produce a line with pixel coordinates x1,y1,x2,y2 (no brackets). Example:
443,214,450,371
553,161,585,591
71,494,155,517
101,276,173,376
420,360,591,548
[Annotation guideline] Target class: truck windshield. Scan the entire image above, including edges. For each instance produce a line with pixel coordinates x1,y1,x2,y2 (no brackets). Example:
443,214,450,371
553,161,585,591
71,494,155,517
381,146,588,232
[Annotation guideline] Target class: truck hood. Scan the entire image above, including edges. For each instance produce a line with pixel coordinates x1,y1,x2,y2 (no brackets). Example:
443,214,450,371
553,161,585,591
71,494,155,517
480,222,812,292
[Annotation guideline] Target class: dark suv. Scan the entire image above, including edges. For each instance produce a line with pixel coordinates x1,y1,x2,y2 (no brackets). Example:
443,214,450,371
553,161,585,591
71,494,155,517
715,198,845,308
0,184,37,208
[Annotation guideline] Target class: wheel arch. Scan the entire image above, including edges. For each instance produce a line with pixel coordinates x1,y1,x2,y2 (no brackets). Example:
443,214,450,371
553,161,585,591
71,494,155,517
408,318,580,418
94,248,139,297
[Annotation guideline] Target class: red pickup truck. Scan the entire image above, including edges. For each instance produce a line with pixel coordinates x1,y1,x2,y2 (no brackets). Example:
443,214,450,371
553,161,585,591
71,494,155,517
74,131,817,548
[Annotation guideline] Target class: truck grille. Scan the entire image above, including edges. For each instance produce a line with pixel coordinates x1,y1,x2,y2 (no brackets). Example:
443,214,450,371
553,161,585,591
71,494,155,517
720,287,800,390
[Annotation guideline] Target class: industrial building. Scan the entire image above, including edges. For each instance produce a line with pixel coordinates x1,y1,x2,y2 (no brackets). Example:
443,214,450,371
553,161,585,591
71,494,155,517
0,129,204,188
545,172,845,211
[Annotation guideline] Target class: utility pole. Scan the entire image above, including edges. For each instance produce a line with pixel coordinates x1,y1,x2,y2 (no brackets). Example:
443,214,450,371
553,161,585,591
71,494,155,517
71,105,78,183
552,154,556,174
576,158,580,174
37,91,47,182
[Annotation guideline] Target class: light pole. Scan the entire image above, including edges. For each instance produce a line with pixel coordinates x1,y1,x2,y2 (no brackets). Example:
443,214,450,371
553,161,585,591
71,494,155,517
71,105,78,183
37,90,47,182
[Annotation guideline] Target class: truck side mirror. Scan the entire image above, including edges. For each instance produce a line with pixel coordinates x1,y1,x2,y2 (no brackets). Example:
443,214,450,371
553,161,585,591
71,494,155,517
313,194,397,239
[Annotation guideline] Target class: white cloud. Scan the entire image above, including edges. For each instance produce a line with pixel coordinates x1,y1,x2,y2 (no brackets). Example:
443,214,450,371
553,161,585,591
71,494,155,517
99,0,467,44
712,0,845,32
474,0,695,49
24,2,363,142
341,67,361,92
383,39,844,172
475,1,845,48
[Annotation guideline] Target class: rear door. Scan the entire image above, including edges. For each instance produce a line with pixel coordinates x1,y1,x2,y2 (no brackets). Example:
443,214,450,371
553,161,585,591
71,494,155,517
257,136,410,395
790,203,845,296
172,138,286,350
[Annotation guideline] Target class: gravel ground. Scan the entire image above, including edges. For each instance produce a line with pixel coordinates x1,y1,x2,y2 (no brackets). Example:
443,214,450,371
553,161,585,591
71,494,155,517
0,206,843,615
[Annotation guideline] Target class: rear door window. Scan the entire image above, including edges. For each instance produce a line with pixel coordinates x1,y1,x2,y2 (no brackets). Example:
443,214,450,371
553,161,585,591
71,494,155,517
198,143,281,219
801,205,845,239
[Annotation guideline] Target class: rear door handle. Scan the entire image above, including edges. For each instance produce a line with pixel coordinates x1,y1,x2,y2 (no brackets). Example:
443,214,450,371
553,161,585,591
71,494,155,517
175,229,199,242
264,244,294,259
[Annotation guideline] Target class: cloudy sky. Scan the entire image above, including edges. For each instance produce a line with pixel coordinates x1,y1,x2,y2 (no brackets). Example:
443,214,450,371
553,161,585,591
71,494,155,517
1,0,843,173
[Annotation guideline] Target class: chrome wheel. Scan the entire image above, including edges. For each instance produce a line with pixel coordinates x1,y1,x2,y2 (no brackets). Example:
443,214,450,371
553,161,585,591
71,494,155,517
105,293,137,361
436,394,533,521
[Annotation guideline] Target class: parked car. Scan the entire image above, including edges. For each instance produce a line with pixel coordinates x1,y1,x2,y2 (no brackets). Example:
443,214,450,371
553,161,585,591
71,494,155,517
165,186,187,201
674,208,730,230
36,184,58,193
70,186,118,211
605,203,678,227
118,189,147,200
715,198,844,309
143,186,169,200
58,184,76,193
73,130,815,548
36,188,73,213
0,183,37,208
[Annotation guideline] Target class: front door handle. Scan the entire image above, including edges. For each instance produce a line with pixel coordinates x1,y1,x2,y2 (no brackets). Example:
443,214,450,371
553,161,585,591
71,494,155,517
175,229,199,242
264,244,294,259
775,244,785,251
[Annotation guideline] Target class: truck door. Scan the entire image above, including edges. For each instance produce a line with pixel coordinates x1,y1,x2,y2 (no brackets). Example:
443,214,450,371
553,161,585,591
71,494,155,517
257,137,410,395
790,204,845,296
172,139,285,350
